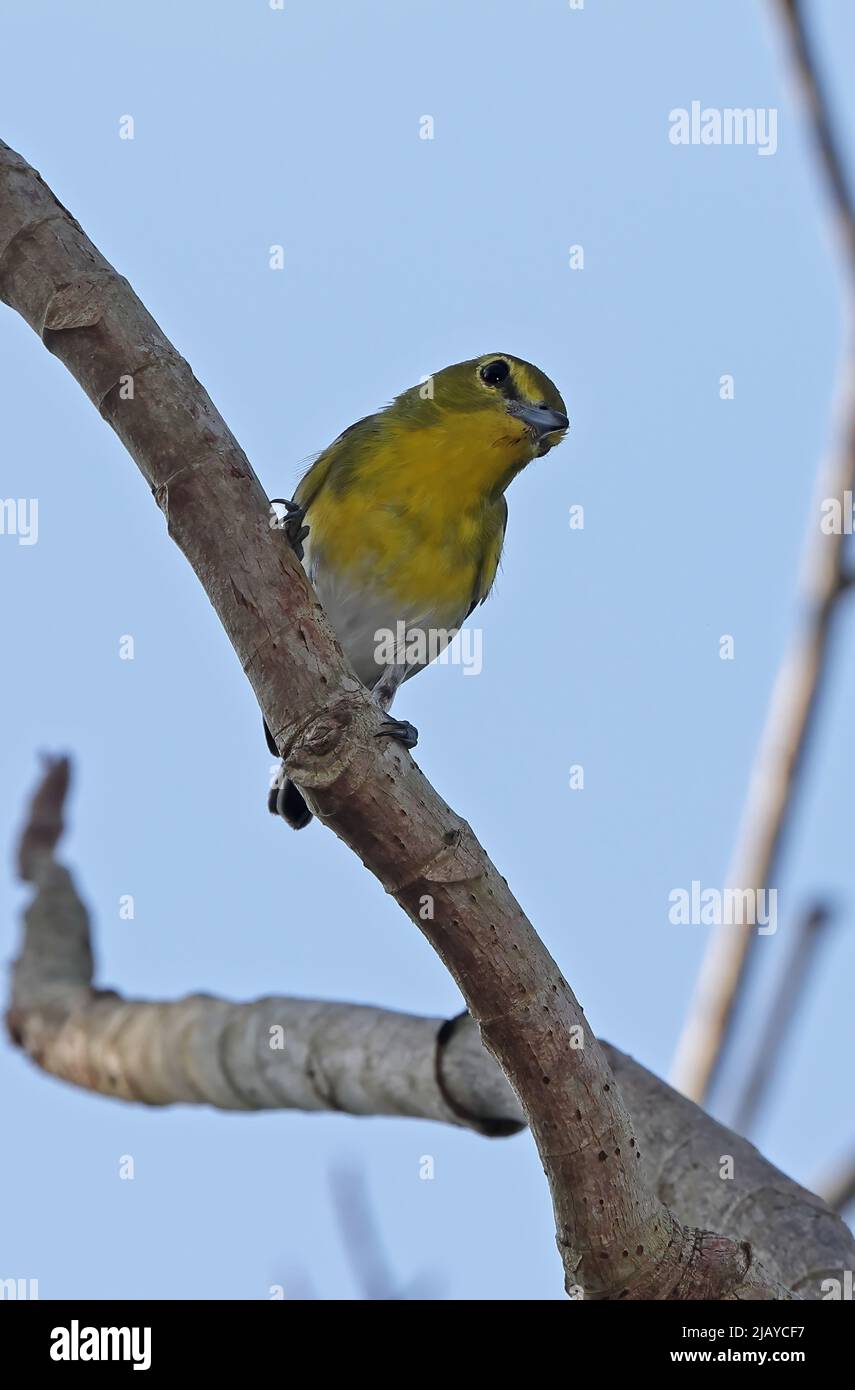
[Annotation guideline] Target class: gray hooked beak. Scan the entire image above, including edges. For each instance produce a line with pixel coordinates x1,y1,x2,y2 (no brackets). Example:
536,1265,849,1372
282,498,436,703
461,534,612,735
507,400,570,437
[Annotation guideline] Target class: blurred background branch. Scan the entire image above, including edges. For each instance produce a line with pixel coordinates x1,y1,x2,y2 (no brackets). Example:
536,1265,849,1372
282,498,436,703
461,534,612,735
329,1163,441,1300
731,901,833,1134
814,1151,855,1219
671,0,855,1109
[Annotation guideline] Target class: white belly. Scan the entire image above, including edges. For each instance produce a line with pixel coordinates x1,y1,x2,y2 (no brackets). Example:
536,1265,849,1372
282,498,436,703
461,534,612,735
304,538,465,691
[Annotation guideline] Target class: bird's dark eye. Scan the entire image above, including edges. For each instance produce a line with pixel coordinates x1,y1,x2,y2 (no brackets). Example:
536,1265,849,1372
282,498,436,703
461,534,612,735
480,359,510,387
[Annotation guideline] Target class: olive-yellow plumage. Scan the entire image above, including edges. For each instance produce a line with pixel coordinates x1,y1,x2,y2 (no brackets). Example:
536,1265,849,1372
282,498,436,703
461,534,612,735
268,352,569,827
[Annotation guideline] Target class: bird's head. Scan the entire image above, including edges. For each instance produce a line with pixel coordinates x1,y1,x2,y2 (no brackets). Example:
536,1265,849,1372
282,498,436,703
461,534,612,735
391,354,569,496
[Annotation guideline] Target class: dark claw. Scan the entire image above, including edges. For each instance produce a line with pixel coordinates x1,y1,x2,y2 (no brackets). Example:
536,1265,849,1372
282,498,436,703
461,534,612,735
270,498,309,560
263,717,279,757
376,717,419,749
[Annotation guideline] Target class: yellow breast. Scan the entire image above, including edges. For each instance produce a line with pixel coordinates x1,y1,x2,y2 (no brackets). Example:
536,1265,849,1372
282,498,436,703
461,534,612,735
302,411,521,617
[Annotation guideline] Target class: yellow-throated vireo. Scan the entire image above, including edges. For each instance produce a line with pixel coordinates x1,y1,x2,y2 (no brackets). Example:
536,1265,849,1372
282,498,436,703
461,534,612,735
266,352,569,827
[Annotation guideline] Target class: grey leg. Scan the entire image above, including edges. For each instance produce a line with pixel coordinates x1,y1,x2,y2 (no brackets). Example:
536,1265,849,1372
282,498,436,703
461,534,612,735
373,662,419,749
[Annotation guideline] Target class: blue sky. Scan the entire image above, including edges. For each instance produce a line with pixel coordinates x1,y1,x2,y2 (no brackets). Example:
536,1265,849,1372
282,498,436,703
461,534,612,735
1,0,853,1300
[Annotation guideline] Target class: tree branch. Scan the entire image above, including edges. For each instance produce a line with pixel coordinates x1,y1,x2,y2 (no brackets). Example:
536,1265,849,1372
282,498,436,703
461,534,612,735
13,762,848,1298
0,141,792,1298
10,764,524,1135
670,0,855,1103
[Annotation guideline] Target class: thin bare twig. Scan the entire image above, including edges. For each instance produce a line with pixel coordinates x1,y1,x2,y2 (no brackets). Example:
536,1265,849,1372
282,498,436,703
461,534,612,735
731,903,832,1134
329,1164,441,1300
814,1154,855,1217
16,753,69,880
670,0,855,1103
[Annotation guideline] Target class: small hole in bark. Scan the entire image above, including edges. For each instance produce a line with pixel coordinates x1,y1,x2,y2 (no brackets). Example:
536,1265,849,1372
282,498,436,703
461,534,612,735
542,1076,550,1085
575,1109,582,1120
598,1151,607,1162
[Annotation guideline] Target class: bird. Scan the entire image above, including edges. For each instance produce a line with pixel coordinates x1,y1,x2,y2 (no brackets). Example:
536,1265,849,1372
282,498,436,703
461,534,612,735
266,352,569,827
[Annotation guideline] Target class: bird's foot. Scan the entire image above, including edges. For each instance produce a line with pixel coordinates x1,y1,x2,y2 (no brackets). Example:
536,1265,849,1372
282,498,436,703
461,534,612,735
270,498,309,560
375,716,419,749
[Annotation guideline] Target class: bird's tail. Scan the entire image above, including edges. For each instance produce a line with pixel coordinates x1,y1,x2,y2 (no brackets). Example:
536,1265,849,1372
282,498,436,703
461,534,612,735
264,717,313,830
268,772,313,830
